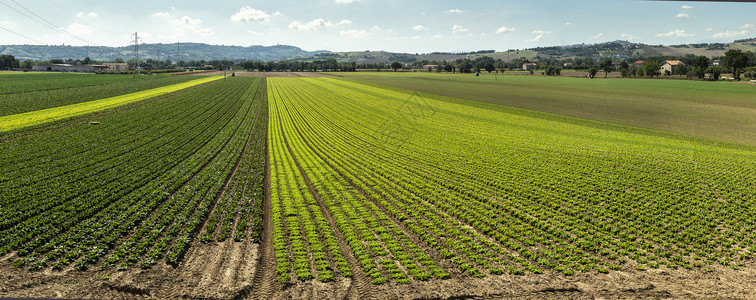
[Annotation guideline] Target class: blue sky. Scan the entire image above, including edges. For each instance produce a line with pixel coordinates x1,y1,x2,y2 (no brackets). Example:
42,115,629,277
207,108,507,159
1,0,754,52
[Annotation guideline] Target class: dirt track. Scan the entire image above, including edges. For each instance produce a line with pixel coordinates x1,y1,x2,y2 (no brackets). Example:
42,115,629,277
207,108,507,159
2,256,755,299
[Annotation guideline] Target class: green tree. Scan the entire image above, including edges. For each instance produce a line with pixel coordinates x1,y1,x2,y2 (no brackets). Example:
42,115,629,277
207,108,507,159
642,61,661,78
391,61,402,72
456,60,472,73
619,61,630,77
706,66,724,81
723,49,749,81
599,59,613,78
693,55,710,70
484,62,495,73
83,57,91,65
21,60,33,70
687,56,710,80
588,68,598,78
635,65,644,77
0,54,20,69
114,57,125,63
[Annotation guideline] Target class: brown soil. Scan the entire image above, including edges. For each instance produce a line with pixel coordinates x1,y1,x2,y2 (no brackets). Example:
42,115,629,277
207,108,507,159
2,258,754,299
181,71,335,77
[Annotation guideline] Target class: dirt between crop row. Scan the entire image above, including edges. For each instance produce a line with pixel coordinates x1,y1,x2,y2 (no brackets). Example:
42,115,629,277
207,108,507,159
1,255,754,299
181,71,335,77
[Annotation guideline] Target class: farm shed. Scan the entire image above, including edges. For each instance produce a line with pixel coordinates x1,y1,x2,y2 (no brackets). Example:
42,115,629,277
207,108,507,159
32,64,108,72
522,63,537,71
102,63,129,72
659,60,685,75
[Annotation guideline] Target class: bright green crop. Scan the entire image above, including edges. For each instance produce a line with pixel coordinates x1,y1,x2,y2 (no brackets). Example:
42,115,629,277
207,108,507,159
0,76,221,133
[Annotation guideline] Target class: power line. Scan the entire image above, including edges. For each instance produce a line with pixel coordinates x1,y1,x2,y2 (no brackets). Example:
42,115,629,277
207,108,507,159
0,0,92,45
0,24,46,45
46,0,118,36
9,0,93,44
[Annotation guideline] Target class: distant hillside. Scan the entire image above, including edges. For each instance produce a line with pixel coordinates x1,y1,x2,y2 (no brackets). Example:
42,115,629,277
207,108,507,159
1,38,754,63
287,38,755,64
0,43,328,62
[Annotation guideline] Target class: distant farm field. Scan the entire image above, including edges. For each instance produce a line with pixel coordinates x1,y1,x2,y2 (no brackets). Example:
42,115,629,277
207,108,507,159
1,73,755,299
0,74,199,116
334,72,756,146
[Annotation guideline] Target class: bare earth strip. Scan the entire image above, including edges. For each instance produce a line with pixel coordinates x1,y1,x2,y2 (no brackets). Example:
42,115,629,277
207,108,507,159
0,76,222,133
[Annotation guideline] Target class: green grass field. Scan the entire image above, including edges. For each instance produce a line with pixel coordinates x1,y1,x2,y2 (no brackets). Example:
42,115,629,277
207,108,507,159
332,72,756,146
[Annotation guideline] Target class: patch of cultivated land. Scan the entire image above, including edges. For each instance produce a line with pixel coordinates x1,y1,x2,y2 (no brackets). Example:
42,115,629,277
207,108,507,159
334,72,756,146
184,71,335,77
2,74,756,299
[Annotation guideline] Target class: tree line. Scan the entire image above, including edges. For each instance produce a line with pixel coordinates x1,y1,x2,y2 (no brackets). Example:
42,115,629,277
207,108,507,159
3,48,754,80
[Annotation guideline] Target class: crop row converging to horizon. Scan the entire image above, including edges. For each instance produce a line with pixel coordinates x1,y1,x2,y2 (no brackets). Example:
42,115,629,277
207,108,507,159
266,77,756,283
1,74,755,286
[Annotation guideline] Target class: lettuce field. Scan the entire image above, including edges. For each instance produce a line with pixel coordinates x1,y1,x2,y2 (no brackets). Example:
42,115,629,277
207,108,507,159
1,72,755,299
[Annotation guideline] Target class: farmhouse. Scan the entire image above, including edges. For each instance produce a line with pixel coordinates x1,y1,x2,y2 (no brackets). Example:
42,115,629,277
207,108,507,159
633,60,645,68
32,64,108,72
712,59,721,66
659,60,685,75
423,64,439,70
522,63,537,71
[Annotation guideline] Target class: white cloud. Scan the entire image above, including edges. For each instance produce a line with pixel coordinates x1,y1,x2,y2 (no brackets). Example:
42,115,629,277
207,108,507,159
655,29,694,38
335,0,358,3
413,25,428,31
151,12,170,18
340,29,368,38
531,30,551,34
452,25,468,33
76,12,97,18
246,30,263,35
448,9,464,14
705,28,713,32
525,34,543,42
432,34,443,39
740,24,755,29
66,23,92,35
231,6,271,23
565,22,572,26
621,33,637,41
590,33,603,39
674,13,692,19
151,12,213,36
495,26,515,34
713,30,750,38
681,5,693,9
289,18,334,31
288,18,351,31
